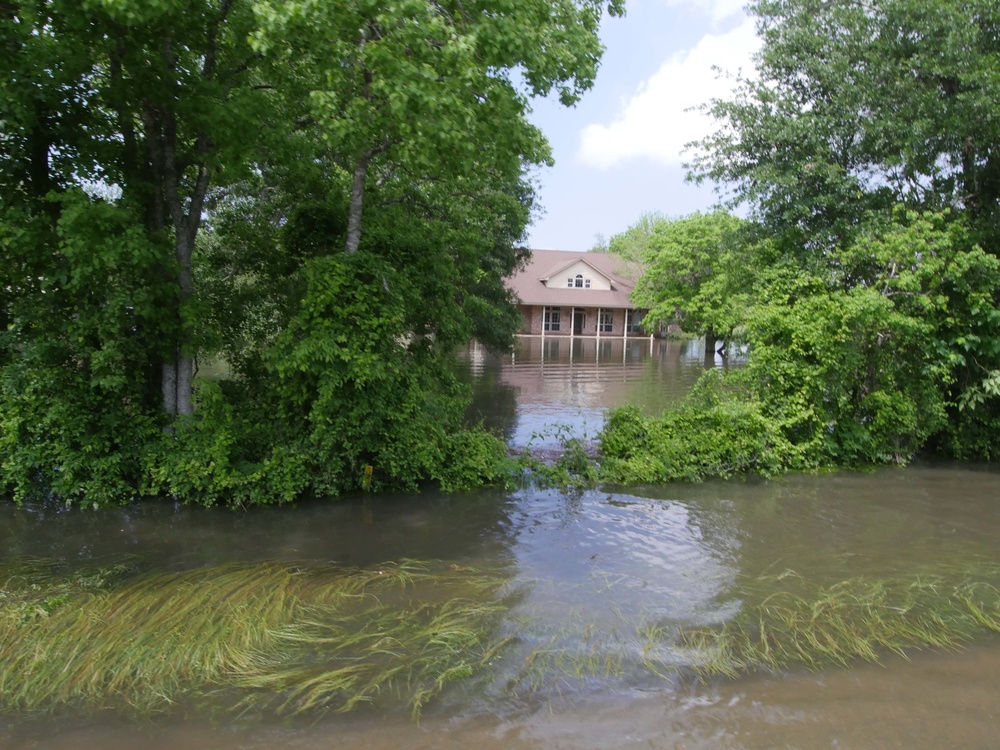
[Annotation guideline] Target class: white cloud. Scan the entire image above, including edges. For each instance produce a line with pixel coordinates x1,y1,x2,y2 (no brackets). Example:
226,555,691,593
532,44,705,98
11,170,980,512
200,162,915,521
576,17,760,170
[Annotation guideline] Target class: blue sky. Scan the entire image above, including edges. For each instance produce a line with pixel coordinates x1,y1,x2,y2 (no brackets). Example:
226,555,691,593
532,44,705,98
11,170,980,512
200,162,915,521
525,0,760,251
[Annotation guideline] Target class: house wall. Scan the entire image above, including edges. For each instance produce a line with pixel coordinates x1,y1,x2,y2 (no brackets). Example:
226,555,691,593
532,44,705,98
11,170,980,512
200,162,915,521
518,306,645,337
542,261,613,291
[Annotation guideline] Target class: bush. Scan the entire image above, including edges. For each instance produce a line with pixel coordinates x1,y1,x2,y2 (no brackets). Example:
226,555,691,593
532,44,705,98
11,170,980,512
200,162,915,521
599,374,796,484
143,382,312,507
143,254,516,505
600,212,1000,481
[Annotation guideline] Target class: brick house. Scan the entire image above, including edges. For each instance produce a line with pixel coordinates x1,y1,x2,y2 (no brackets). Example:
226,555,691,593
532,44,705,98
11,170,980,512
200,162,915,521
506,249,649,337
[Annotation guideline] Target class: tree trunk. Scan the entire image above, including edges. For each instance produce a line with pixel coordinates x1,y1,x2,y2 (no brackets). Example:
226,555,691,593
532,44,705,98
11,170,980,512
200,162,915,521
166,229,196,417
705,326,717,357
162,358,178,415
345,153,369,255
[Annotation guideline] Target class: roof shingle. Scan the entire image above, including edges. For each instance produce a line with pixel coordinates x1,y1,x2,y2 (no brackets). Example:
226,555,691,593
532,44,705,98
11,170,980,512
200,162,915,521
506,249,641,309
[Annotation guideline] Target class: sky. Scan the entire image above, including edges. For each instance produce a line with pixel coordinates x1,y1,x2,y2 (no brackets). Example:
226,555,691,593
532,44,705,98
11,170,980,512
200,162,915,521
525,0,761,251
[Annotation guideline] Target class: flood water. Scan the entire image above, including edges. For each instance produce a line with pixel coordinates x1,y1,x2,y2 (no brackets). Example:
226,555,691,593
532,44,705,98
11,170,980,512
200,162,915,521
461,336,727,447
2,339,1000,749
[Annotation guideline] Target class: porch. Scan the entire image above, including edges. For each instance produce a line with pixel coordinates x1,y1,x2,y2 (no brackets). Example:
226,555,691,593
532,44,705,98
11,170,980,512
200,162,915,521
517,305,649,338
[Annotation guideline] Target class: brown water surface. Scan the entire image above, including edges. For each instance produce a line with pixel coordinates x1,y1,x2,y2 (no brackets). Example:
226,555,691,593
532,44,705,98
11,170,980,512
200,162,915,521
2,341,999,749
460,337,728,446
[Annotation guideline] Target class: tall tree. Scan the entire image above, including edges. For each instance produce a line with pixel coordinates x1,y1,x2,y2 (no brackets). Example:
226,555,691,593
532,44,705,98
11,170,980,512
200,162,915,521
691,0,1000,259
1,0,626,505
3,0,271,417
605,210,669,262
253,0,624,255
674,0,1000,465
3,0,623,420
630,211,748,349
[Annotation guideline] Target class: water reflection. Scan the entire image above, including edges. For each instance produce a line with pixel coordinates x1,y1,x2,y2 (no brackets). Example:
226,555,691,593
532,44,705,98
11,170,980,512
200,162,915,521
628,465,1000,593
504,490,738,630
0,490,522,570
459,337,732,447
4,464,1000,746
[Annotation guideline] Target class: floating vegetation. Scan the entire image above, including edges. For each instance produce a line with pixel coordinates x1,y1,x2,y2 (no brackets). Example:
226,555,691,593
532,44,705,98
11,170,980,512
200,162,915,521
0,558,514,718
680,570,1000,678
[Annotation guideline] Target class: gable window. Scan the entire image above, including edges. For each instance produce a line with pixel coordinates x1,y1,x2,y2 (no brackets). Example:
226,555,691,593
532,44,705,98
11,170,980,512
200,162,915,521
574,274,584,288
543,306,561,332
584,278,591,288
598,309,613,333
566,278,574,288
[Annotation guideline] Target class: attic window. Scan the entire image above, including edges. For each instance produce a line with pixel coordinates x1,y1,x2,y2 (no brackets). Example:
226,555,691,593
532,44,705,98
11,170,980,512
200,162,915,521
585,278,591,288
567,278,573,288
574,274,584,288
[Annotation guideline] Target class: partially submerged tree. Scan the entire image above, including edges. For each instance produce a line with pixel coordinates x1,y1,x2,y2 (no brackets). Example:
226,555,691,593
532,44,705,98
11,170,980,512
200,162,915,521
605,0,1000,480
694,0,1000,452
0,0,625,506
630,211,748,351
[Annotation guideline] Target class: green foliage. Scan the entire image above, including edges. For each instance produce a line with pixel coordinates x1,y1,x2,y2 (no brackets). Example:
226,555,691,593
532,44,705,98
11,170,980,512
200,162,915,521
607,0,1000,476
145,254,517,505
693,0,1000,251
630,210,749,338
610,210,1000,479
599,377,796,484
144,382,312,507
438,429,516,493
1,0,622,507
518,425,600,489
0,193,169,507
254,0,625,159
267,253,467,495
605,210,670,262
743,213,1000,466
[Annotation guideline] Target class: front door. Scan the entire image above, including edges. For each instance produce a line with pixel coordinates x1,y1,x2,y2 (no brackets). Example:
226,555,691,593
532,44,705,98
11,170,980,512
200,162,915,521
573,308,586,336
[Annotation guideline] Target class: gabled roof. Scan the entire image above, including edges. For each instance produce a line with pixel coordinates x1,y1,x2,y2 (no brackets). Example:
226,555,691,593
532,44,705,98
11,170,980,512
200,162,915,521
506,249,643,309
538,257,612,285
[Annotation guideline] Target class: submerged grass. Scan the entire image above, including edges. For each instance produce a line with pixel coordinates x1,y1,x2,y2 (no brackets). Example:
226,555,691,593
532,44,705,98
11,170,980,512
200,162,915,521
0,558,514,719
680,571,1000,678
5,557,1000,720
506,627,628,698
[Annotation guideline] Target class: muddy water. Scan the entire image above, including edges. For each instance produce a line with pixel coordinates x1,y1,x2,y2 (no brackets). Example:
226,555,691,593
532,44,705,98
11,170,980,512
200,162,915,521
3,342,1000,749
460,336,730,447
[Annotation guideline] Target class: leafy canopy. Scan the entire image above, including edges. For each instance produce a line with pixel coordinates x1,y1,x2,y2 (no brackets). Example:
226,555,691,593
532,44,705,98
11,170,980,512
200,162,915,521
0,0,624,507
605,0,1000,480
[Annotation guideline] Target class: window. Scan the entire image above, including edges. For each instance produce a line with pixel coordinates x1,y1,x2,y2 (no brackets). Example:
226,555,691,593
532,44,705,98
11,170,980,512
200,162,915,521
598,309,613,333
566,278,573,288
574,274,584,288
584,278,592,288
625,309,644,334
543,306,561,332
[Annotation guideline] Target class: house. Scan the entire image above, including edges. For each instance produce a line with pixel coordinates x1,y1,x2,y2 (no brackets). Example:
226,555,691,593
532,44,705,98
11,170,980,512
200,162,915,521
506,249,649,337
